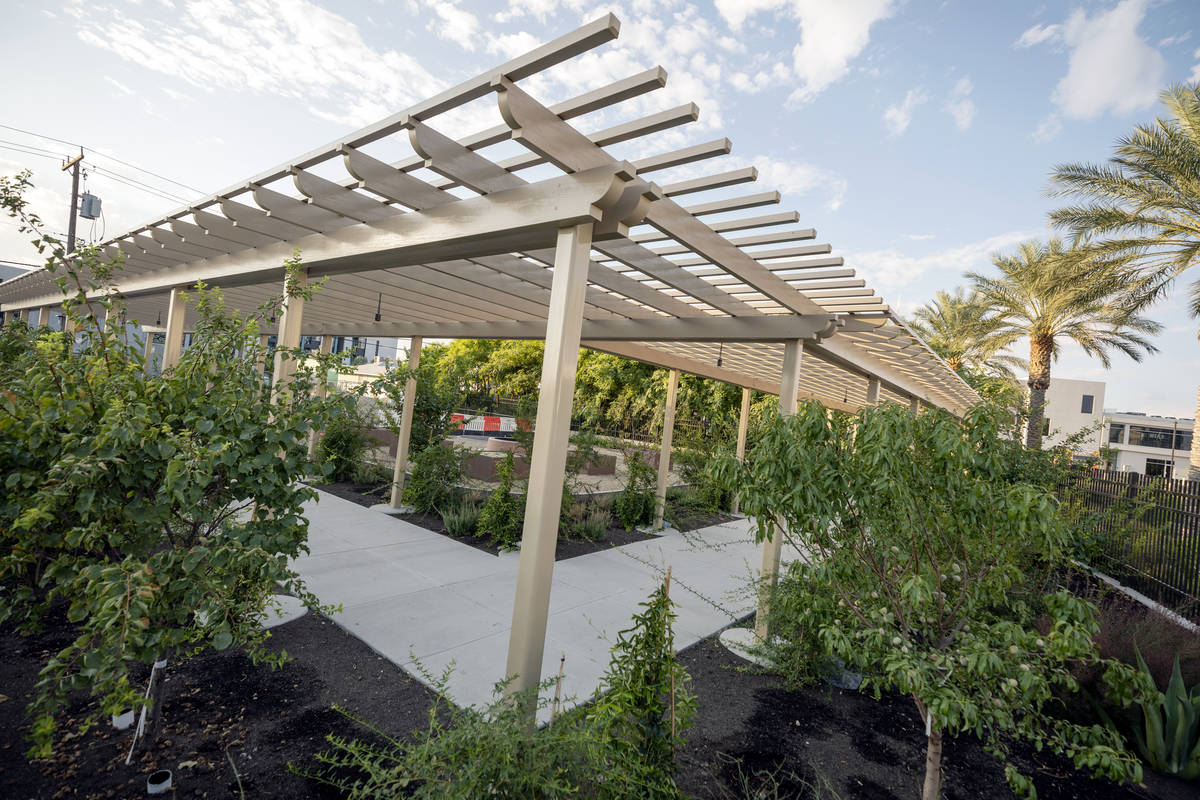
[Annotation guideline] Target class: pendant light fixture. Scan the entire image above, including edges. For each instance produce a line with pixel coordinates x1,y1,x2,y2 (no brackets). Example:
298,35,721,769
716,342,724,368
375,292,383,322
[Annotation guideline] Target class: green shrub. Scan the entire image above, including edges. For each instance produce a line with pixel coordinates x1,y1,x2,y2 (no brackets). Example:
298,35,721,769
563,498,610,542
478,452,523,549
716,402,1146,799
615,450,656,531
350,461,391,488
304,577,693,799
442,501,480,538
588,570,695,798
404,443,466,514
0,173,343,757
318,399,374,482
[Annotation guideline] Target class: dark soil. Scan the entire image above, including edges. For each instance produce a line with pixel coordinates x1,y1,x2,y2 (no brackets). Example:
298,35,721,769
3,610,1195,799
0,610,438,800
676,636,1196,800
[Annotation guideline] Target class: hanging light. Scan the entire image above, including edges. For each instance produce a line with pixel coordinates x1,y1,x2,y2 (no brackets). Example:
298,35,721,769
716,342,723,368
375,292,383,322
155,309,161,326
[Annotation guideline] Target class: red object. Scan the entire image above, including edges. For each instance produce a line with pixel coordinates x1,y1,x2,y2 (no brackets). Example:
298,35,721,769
484,416,501,431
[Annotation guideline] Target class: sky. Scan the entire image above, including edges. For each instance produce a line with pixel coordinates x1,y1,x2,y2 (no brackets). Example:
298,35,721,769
2,0,1200,416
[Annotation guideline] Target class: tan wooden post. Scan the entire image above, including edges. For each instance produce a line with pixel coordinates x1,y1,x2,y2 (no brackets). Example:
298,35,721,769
652,368,680,530
271,271,306,398
307,334,335,460
504,222,592,705
754,338,803,642
866,377,880,405
910,396,921,415
731,386,751,514
38,305,52,329
388,336,422,508
142,329,156,373
161,288,187,370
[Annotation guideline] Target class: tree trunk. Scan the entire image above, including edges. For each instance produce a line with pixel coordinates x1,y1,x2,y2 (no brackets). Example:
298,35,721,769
1025,337,1053,449
923,725,944,800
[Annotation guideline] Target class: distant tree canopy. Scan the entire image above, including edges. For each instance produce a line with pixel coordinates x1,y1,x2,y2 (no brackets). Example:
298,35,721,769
415,340,761,442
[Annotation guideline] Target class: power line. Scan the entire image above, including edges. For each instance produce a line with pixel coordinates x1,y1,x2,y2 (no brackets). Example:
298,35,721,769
0,143,63,164
0,122,203,194
88,165,190,205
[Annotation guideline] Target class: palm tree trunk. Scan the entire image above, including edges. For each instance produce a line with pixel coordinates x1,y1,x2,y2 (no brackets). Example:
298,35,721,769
1025,337,1053,449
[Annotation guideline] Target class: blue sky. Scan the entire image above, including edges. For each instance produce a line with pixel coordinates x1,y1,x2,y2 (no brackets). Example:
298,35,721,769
2,0,1200,415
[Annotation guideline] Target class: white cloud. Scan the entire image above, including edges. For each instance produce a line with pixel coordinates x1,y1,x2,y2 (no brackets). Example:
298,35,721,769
744,155,848,211
883,88,928,137
713,1,894,105
1159,32,1191,47
729,61,792,94
905,233,935,241
105,77,134,95
1191,48,1200,83
1032,113,1062,142
1015,23,1061,49
787,1,896,105
849,230,1038,295
422,0,481,52
714,0,788,30
71,0,445,127
1051,0,1166,120
486,31,542,59
944,76,975,132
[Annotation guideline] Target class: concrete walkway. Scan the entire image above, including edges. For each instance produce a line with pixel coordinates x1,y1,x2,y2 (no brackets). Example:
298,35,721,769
293,489,765,717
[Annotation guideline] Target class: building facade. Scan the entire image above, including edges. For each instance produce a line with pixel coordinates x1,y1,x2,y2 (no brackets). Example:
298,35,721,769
1103,412,1193,478
1040,377,1107,453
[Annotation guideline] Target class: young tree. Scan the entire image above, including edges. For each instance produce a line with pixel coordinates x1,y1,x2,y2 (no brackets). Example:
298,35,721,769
1049,83,1200,476
715,402,1146,800
968,238,1159,449
0,171,346,757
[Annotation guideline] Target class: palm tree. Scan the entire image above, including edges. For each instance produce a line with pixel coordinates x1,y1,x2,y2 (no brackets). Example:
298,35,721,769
1049,83,1200,475
909,288,1026,378
968,239,1161,449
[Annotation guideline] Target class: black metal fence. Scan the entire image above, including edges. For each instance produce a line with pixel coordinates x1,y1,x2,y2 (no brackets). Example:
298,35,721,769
1067,469,1200,614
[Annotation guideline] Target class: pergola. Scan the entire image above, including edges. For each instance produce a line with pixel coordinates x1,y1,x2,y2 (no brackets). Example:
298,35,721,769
0,15,978,702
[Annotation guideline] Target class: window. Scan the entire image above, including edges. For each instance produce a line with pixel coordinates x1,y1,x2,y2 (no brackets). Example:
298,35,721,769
1081,395,1094,414
1129,425,1176,450
1176,430,1193,451
1108,424,1125,444
1145,458,1173,478
1042,418,1050,436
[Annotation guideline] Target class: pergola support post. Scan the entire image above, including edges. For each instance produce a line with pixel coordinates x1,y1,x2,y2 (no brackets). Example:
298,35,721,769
504,222,593,707
387,336,423,509
307,334,335,460
271,271,306,396
652,368,680,530
866,377,880,405
39,305,52,329
910,396,920,415
142,330,155,373
754,338,803,643
731,386,751,515
162,288,187,370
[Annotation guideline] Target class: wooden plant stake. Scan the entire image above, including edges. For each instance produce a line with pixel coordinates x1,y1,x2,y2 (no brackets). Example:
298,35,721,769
550,652,566,725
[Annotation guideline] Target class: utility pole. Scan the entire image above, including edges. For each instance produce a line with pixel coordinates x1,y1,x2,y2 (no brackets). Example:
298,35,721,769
62,148,83,254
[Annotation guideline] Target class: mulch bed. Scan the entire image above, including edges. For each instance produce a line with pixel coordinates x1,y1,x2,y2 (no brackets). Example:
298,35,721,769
312,481,733,561
676,636,1197,800
0,610,438,800
2,610,1195,799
